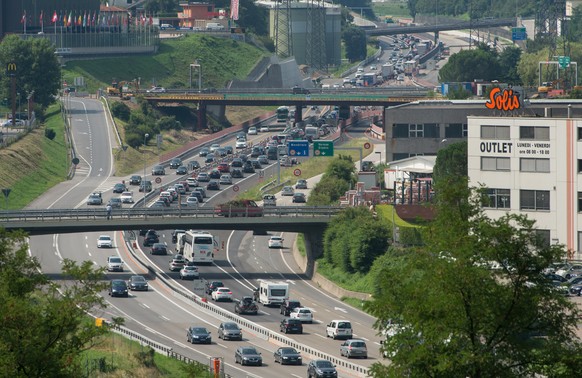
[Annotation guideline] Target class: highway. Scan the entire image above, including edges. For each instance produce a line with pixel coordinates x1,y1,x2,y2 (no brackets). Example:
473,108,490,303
27,97,381,377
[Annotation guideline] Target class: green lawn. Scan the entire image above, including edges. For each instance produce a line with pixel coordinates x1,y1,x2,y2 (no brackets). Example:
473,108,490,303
372,1,412,19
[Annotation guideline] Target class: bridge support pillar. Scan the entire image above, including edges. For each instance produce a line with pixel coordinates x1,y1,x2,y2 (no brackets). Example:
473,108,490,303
198,102,207,131
294,105,303,125
302,231,323,278
434,31,439,44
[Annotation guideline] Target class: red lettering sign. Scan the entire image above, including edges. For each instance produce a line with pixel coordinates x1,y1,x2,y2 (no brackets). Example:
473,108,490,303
485,87,520,111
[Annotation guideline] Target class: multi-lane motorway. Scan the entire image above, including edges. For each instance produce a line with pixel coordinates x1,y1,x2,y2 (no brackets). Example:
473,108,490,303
27,97,382,377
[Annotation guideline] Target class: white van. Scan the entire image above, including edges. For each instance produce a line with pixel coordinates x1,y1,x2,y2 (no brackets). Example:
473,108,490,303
206,22,225,31
326,320,353,340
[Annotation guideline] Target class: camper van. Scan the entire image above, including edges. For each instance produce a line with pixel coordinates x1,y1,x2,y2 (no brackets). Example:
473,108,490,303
206,22,225,31
257,280,289,306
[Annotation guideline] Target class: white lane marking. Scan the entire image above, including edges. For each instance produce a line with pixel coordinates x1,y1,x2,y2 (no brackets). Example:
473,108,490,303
217,343,228,349
315,334,327,339
141,303,150,309
334,307,347,313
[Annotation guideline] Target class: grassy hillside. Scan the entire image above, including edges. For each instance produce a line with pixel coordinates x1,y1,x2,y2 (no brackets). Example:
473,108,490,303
63,35,269,91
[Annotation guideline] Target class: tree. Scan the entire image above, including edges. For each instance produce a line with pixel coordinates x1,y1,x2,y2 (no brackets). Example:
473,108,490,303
438,45,501,82
432,141,467,186
0,35,61,109
0,229,112,377
342,27,367,62
498,46,522,84
364,179,582,377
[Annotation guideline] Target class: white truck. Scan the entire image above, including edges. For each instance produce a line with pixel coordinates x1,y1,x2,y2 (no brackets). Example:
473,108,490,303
304,125,319,141
381,64,394,79
257,280,289,306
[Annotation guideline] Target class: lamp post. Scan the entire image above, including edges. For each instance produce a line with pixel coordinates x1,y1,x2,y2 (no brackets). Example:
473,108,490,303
190,62,201,91
143,133,149,208
17,92,20,119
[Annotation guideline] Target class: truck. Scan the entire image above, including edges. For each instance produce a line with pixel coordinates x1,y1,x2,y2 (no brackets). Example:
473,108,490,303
256,280,289,306
362,73,377,86
215,199,263,217
381,64,394,79
403,60,417,76
304,125,320,141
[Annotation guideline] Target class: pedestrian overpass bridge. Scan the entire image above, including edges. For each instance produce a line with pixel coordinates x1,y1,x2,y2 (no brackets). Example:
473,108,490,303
0,206,341,236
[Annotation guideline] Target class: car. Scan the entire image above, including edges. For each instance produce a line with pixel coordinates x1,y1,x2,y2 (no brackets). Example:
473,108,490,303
152,165,165,175
234,346,262,366
180,265,200,279
289,307,313,323
205,155,215,164
236,132,247,140
231,158,244,168
112,183,127,193
207,180,220,190
143,230,160,246
209,169,222,179
169,158,182,169
160,191,173,203
186,326,212,344
209,143,221,153
87,192,103,205
139,180,152,192
2,119,25,127
231,168,244,178
147,86,166,93
257,155,269,165
281,186,294,196
247,126,258,135
193,187,206,198
326,320,353,339
279,318,303,334
217,163,230,173
107,256,124,272
212,287,233,301
234,296,258,315
236,139,247,149
152,200,169,209
197,172,210,182
215,147,228,157
109,279,129,297
189,192,204,203
108,197,122,208
340,339,368,359
171,229,186,244
274,347,302,365
219,174,232,185
120,191,134,203
268,236,284,248
295,179,308,189
224,146,234,154
176,165,188,175
186,177,199,188
205,280,225,294
218,322,243,340
189,160,201,170
307,360,337,378
97,235,113,248
186,196,200,206
243,163,255,173
150,243,168,255
263,194,277,207
128,275,148,291
169,254,188,271
259,126,269,133
251,146,264,157
292,192,306,203
569,284,582,296
199,147,210,157
174,183,187,195
129,175,142,185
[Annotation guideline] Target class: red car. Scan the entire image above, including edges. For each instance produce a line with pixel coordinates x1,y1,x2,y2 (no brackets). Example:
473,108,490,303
217,163,230,173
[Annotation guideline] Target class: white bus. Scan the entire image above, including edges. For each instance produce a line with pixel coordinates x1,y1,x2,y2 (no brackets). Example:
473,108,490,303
181,231,218,264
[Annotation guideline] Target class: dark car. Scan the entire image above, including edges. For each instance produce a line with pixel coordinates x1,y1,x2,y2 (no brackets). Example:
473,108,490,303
292,86,310,95
189,191,204,203
129,175,142,185
295,179,308,189
224,146,234,155
143,230,160,247
193,187,206,198
231,168,244,179
292,192,306,203
189,160,201,170
139,180,152,192
109,279,129,297
169,158,182,169
235,346,262,366
151,243,168,255
243,163,255,173
152,165,165,175
128,275,148,291
234,296,258,315
569,284,582,296
199,147,210,157
86,193,100,206
113,183,127,193
209,169,222,179
207,180,220,191
280,299,301,316
176,165,188,175
231,158,243,168
250,160,262,169
257,155,269,165
280,318,303,334
205,156,215,164
274,347,302,365
172,229,186,244
250,146,264,158
218,322,242,341
307,360,337,378
217,163,230,173
205,280,224,295
186,326,212,344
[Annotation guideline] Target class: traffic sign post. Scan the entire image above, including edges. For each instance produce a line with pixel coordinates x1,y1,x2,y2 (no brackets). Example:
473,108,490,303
2,188,11,210
558,56,571,69
233,185,239,192
364,142,371,150
155,177,162,184
313,141,334,157
293,169,301,177
288,141,309,157
511,27,526,41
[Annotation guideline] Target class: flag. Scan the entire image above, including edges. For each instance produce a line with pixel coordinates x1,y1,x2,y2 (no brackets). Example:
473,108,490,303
230,0,239,21
149,14,153,26
63,12,67,27
21,10,26,24
92,11,96,27
52,10,58,23
40,11,43,23
83,11,86,27
67,11,72,26
78,14,82,26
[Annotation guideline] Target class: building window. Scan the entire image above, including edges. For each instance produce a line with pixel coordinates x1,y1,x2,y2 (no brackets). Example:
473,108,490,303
463,124,468,137
578,192,582,212
578,127,582,140
424,123,439,138
409,124,424,138
484,188,510,209
578,159,582,173
520,190,550,210
445,123,463,138
481,157,510,171
393,124,409,138
520,126,549,140
520,158,550,172
481,125,510,140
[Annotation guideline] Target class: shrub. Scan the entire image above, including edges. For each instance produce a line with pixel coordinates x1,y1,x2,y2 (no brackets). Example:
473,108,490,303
44,128,56,140
110,101,130,121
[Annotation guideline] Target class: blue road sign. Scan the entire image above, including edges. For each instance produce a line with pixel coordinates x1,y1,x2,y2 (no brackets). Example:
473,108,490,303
511,27,526,41
288,141,309,157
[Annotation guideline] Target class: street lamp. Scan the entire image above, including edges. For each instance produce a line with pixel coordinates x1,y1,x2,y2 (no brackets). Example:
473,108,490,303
190,62,201,91
143,133,149,208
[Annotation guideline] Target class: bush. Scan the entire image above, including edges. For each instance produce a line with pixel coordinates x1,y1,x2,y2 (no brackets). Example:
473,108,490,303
44,128,56,140
110,101,130,121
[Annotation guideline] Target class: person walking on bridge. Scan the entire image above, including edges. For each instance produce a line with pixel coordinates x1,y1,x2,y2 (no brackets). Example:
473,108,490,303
106,204,112,220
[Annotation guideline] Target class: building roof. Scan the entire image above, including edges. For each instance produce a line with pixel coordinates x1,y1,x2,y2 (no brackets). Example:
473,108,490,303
388,155,437,174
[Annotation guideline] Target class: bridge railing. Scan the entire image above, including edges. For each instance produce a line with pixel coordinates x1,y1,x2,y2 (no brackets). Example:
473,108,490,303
0,206,343,222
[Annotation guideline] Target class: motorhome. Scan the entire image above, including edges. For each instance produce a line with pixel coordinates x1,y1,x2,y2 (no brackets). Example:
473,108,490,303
257,280,289,306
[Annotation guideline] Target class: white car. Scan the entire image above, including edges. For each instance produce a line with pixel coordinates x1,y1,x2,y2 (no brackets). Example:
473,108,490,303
247,127,258,135
209,143,221,153
281,186,294,196
268,236,284,248
219,174,232,185
236,140,247,149
147,86,166,93
2,119,25,127
212,287,233,301
120,191,134,203
186,178,199,187
97,235,113,248
107,256,124,272
289,307,313,323
186,196,199,206
259,126,269,132
179,265,200,280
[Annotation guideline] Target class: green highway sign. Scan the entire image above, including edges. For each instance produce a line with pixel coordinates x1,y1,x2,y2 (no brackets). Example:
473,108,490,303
313,141,334,157
558,56,571,69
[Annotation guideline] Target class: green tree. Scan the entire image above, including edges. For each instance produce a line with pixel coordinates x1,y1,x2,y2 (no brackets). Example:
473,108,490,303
498,46,522,84
342,26,367,62
438,45,501,82
364,180,582,377
0,35,60,109
432,141,467,186
0,229,112,377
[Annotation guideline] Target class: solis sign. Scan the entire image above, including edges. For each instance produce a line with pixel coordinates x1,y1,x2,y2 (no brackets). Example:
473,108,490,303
485,87,520,111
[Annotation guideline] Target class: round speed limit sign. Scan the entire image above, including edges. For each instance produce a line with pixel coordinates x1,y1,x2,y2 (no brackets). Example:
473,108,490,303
233,185,240,192
364,142,371,149
293,169,301,177
155,177,162,184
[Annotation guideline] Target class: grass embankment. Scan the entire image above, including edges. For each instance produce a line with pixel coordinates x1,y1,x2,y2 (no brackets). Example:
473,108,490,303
0,104,69,209
372,1,412,19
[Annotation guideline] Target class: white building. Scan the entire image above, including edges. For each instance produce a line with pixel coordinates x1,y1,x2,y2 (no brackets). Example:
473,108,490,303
468,115,581,252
